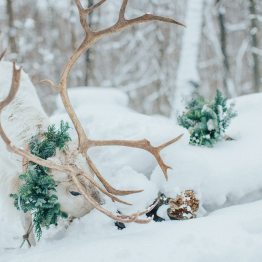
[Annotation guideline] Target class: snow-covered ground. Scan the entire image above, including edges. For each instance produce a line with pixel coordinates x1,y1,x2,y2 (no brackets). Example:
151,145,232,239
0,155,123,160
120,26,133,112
1,88,262,261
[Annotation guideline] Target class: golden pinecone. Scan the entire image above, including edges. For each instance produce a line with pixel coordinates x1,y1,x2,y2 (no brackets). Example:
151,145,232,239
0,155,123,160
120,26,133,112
167,190,199,220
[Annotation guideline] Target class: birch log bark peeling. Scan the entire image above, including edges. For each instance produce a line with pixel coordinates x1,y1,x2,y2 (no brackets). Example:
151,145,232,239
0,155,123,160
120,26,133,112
171,0,205,117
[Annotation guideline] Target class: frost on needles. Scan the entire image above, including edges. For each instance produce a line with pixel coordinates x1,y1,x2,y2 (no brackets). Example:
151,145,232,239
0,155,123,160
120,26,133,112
177,90,237,147
10,121,71,240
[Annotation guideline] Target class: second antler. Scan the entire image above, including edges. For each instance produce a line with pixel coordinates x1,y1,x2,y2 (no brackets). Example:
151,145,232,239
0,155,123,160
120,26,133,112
1,0,184,223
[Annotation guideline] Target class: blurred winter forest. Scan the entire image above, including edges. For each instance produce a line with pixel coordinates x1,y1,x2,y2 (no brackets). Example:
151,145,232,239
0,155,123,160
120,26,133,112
0,0,261,115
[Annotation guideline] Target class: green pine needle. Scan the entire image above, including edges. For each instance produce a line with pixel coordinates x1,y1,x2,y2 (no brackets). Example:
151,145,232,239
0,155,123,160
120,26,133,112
177,90,237,147
10,121,71,240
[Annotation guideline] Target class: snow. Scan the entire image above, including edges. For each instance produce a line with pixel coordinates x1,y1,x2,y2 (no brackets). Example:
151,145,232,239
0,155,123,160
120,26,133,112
152,93,262,213
2,201,262,262
1,87,262,261
56,87,129,112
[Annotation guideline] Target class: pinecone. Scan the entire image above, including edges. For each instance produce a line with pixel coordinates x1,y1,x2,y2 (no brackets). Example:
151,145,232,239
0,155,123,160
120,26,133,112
167,190,199,220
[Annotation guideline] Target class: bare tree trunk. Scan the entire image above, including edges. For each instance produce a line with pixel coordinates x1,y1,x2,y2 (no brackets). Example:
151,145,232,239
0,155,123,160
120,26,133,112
248,0,261,92
6,0,17,53
171,0,204,117
216,0,232,97
70,0,77,51
85,0,94,86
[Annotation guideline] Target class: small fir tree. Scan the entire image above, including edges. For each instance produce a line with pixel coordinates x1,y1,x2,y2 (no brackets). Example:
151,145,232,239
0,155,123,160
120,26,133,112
177,90,237,147
10,121,71,240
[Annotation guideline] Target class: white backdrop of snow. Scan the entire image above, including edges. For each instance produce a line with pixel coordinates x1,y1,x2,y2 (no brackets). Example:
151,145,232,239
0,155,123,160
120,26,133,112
1,86,262,261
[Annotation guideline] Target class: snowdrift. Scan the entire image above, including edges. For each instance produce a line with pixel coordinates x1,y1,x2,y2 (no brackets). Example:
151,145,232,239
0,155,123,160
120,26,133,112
1,87,262,261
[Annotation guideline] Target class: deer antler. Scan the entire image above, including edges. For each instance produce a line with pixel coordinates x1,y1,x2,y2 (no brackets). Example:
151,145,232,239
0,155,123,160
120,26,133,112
51,0,184,221
57,0,184,154
1,1,184,224
55,0,184,183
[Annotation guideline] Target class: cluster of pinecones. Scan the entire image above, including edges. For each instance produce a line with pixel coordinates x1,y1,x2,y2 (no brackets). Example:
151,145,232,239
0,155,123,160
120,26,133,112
167,190,199,220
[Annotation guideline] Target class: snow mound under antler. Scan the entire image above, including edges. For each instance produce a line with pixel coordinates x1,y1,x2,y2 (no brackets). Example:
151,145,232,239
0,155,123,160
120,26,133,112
1,89,262,261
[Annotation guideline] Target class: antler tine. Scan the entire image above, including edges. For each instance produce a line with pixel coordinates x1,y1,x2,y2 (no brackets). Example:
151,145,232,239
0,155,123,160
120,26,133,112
86,134,183,180
71,174,157,224
78,170,134,205
157,134,184,151
76,0,107,14
96,3,185,37
118,0,128,21
87,0,107,14
85,154,144,196
75,0,93,36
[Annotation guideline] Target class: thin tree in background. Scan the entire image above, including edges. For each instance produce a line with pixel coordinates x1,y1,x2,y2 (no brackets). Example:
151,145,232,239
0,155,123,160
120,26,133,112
6,0,17,53
216,0,234,97
248,0,261,92
172,0,204,116
85,0,94,86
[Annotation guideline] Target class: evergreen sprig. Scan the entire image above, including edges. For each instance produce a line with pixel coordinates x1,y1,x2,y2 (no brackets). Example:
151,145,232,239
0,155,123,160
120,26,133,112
10,121,71,240
177,90,237,147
